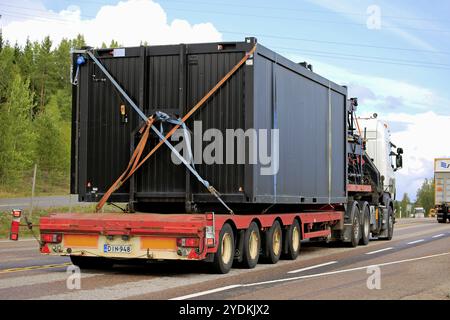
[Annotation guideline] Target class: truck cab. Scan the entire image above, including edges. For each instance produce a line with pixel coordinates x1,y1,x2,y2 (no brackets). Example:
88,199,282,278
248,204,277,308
358,115,403,201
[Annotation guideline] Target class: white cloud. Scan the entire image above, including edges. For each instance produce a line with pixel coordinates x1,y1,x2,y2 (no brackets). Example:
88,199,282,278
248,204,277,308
389,111,450,200
306,0,438,52
2,0,222,47
285,54,449,114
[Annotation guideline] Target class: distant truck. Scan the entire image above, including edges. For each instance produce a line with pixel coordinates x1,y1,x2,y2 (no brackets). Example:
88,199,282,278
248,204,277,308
413,207,425,219
435,158,450,223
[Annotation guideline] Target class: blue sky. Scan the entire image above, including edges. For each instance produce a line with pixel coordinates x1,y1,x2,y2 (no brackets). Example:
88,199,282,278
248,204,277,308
2,0,450,200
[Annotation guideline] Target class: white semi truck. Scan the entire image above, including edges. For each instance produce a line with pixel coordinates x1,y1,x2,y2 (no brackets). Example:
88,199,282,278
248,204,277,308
358,115,403,204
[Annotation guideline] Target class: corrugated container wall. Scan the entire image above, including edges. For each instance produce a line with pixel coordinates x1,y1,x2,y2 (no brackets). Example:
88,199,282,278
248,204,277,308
71,39,348,213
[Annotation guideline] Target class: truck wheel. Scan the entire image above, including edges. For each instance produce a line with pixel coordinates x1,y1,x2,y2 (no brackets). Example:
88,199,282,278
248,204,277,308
242,222,261,269
212,223,235,274
283,220,301,260
381,207,394,240
349,205,361,248
360,204,370,246
70,256,113,270
264,220,282,264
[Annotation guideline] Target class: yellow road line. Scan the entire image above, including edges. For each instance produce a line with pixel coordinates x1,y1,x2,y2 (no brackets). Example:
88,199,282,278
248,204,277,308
0,263,71,274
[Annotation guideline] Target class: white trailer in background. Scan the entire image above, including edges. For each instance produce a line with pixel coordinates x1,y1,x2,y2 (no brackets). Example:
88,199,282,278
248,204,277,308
434,158,450,223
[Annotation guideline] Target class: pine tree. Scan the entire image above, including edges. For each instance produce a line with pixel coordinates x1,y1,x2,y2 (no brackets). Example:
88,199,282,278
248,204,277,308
34,95,70,185
0,44,20,103
71,34,86,49
109,39,120,48
400,193,410,218
0,75,36,186
33,36,58,111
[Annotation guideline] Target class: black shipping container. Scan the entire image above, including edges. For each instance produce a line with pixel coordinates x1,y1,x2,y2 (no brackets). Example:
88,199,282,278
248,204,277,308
71,38,348,213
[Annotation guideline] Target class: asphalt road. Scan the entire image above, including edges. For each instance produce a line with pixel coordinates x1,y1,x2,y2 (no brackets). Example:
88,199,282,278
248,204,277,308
0,195,88,211
0,218,449,300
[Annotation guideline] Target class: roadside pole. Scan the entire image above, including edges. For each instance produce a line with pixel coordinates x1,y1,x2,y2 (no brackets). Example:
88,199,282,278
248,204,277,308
29,164,37,219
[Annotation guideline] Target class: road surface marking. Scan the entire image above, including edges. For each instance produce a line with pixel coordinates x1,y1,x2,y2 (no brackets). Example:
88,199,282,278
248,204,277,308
407,239,425,245
365,247,394,255
169,252,450,299
35,272,234,300
0,263,71,274
240,251,450,288
287,261,338,274
170,285,243,300
0,271,102,290
432,234,445,238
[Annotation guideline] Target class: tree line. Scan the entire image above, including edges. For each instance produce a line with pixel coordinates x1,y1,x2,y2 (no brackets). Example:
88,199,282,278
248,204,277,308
0,34,119,195
394,179,435,218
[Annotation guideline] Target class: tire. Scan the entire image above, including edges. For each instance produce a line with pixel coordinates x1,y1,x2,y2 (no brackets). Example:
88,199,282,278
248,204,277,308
264,220,283,264
283,220,301,260
359,204,370,246
212,223,235,274
349,205,361,248
381,207,394,240
241,222,261,269
70,256,113,270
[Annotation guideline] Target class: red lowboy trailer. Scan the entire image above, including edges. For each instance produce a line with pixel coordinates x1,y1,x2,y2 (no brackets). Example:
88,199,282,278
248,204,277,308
39,210,342,273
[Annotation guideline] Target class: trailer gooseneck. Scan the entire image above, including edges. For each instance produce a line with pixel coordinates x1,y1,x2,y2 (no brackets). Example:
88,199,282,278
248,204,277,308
12,38,403,274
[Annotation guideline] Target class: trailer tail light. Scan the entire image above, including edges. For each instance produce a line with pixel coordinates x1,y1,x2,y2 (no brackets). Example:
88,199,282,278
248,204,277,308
10,209,22,241
205,212,215,247
177,238,199,248
12,209,22,218
41,233,62,244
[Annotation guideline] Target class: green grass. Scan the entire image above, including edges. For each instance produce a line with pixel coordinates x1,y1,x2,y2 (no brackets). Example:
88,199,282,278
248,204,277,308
0,176,70,198
0,204,124,239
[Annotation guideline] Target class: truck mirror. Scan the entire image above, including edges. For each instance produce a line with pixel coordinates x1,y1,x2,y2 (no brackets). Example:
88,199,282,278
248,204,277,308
396,154,403,170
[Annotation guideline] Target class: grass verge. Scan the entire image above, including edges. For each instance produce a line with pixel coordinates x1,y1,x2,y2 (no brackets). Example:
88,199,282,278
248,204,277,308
0,204,123,239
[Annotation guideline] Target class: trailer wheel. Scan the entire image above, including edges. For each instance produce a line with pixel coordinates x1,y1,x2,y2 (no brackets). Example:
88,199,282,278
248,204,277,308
349,205,361,248
360,204,370,246
242,222,261,269
70,256,113,270
437,213,447,223
264,220,282,264
283,220,301,260
386,207,394,240
212,223,235,274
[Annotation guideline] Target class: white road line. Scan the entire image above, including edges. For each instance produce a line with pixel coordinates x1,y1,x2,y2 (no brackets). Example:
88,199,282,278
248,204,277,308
287,261,338,274
432,234,445,238
170,285,243,300
240,251,450,288
169,251,450,300
365,247,394,255
407,239,425,245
